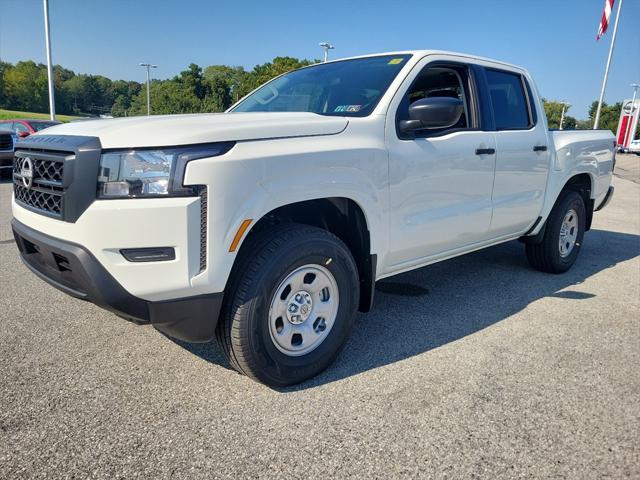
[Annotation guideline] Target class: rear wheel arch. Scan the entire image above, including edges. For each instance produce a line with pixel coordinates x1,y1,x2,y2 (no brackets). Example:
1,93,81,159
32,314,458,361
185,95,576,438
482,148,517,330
524,172,595,244
561,173,594,231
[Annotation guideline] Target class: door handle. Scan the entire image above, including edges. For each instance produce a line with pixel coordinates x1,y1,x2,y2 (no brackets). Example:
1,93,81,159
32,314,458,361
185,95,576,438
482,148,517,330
533,145,548,152
475,148,495,155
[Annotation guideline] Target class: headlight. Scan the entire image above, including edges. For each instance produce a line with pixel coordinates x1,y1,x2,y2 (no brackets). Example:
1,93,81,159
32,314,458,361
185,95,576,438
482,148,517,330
97,142,235,198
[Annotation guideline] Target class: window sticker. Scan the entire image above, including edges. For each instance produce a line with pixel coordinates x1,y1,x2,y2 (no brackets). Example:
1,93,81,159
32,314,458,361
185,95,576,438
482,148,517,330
388,58,404,65
334,105,362,113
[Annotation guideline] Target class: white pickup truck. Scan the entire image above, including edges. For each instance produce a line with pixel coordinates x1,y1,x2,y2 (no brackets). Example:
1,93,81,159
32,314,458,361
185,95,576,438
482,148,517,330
11,51,615,387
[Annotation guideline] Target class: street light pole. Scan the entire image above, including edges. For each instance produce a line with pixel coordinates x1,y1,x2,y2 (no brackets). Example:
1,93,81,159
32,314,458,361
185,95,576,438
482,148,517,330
621,83,639,150
139,63,157,116
319,42,334,62
559,102,570,130
43,0,56,120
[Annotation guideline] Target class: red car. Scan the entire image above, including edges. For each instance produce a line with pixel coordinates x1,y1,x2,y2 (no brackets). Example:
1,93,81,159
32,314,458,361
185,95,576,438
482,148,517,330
0,119,61,140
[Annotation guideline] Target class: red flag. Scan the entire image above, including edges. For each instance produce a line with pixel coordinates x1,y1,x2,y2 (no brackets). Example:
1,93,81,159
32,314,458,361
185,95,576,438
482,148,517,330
597,0,615,40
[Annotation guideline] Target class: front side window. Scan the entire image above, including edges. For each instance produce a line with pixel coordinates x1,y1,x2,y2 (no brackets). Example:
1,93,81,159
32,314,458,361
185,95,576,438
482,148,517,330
397,64,473,137
232,55,412,117
485,69,530,130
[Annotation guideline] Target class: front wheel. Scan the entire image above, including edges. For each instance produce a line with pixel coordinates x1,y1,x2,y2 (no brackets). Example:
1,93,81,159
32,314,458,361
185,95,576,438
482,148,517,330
525,190,586,273
216,224,359,387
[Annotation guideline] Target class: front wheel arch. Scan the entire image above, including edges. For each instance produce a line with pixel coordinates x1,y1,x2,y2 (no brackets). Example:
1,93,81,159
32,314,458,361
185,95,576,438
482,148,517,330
228,197,376,312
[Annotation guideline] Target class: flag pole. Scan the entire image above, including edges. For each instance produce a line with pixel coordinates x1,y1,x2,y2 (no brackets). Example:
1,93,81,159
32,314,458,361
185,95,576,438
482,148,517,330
43,0,56,121
594,0,623,129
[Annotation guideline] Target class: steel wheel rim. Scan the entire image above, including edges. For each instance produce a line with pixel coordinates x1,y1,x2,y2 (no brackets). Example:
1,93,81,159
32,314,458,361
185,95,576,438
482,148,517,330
268,264,339,357
559,208,579,258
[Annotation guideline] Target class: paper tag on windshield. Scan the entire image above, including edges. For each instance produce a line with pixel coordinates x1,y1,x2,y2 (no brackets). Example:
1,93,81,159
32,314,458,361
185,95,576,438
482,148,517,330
388,58,404,65
335,105,362,113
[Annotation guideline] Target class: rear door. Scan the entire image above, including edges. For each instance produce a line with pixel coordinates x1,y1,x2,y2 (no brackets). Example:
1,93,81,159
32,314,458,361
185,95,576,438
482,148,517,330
482,68,550,236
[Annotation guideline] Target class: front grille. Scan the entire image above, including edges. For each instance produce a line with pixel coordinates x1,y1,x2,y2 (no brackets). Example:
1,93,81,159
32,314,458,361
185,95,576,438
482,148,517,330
14,183,63,214
13,152,71,217
0,133,13,150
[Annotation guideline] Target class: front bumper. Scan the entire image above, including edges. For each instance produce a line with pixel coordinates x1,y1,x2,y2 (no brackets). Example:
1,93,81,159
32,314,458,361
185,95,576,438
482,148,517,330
12,219,222,342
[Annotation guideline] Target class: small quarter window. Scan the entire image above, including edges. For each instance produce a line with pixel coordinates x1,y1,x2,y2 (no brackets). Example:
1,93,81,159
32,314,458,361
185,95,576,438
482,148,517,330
485,69,530,130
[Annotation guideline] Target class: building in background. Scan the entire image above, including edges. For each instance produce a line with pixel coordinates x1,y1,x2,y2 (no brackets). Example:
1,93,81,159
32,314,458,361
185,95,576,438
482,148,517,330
616,98,640,149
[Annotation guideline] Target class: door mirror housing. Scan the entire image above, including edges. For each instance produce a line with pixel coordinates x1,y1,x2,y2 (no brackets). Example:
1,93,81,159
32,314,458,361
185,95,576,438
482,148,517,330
399,97,464,134
17,131,30,138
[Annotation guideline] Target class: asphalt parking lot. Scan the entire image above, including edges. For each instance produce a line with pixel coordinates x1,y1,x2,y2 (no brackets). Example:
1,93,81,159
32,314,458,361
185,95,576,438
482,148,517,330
0,157,638,479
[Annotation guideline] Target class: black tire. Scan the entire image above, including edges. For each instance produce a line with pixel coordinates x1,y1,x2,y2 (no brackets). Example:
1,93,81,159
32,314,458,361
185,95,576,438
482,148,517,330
216,223,359,387
526,190,586,273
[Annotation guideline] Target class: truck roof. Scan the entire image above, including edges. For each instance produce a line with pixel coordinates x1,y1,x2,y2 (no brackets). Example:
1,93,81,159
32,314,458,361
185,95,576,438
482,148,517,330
323,50,524,72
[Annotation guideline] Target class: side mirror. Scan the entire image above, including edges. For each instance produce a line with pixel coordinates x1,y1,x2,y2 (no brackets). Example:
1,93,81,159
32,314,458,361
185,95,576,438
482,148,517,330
17,131,30,138
399,97,464,134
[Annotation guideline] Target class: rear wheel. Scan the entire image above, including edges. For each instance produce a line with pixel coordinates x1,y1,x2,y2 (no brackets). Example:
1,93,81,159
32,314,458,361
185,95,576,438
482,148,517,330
526,190,586,273
216,224,359,387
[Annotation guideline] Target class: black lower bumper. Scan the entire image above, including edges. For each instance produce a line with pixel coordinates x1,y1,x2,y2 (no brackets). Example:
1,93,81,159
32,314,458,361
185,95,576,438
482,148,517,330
12,219,222,343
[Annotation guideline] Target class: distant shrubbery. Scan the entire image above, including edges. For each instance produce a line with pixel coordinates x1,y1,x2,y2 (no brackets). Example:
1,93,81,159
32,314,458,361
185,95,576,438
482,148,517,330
0,57,317,117
0,59,632,137
542,98,623,135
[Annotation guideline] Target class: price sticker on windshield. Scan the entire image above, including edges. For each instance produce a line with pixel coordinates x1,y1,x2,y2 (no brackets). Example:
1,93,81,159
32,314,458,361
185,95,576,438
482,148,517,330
334,105,362,113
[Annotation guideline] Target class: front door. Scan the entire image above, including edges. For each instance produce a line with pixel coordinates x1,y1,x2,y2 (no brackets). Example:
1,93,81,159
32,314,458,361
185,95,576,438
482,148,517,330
385,61,496,270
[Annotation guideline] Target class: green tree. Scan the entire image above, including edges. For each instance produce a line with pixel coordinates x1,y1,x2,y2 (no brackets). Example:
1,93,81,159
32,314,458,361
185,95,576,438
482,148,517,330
0,56,317,117
111,95,130,117
176,63,207,100
3,61,49,112
543,99,576,130
576,119,592,130
129,80,201,115
202,75,232,112
238,56,317,98
588,101,621,135
204,65,247,105
0,61,9,108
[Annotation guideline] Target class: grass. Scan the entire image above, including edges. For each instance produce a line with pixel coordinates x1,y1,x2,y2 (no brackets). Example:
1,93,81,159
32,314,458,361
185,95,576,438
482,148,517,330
0,109,85,123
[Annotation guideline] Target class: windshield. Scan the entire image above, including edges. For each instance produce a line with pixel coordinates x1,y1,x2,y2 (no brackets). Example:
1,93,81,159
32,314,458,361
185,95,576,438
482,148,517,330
30,121,60,131
232,55,412,117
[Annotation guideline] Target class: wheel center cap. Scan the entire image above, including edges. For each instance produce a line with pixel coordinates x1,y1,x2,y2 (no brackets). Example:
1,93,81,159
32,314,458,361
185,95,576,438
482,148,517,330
286,290,313,324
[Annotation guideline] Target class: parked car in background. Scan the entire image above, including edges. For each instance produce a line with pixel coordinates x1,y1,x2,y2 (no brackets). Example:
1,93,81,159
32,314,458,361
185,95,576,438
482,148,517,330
0,130,14,177
0,119,61,143
627,139,640,155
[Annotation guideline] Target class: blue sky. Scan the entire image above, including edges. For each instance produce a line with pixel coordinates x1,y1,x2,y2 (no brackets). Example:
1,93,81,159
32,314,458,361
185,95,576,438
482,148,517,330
1,0,638,119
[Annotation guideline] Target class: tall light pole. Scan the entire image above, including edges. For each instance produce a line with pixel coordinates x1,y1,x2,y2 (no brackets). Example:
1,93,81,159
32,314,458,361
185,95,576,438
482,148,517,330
43,0,56,120
319,42,334,63
139,63,157,116
559,102,570,130
622,83,639,149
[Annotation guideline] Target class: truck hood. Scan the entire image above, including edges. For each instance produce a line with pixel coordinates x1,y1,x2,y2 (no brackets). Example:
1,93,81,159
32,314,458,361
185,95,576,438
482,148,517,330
38,112,349,149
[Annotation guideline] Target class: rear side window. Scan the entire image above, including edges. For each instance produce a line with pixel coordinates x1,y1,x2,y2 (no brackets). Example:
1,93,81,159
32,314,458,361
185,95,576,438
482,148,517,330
485,69,530,130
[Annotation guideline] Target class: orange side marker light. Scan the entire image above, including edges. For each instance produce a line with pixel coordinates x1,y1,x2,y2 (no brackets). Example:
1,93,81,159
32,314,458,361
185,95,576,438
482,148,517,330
229,219,253,252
